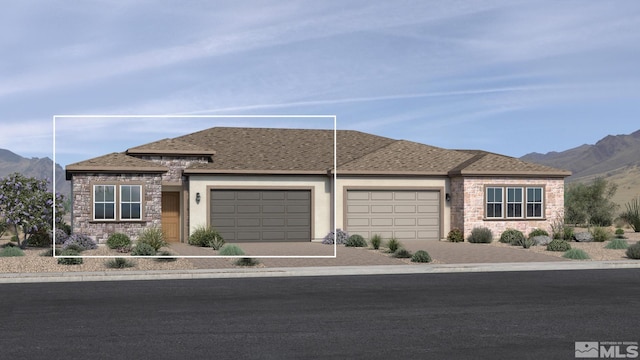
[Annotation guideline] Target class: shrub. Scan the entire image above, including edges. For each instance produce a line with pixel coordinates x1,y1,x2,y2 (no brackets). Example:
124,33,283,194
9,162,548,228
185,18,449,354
64,244,84,253
386,238,401,253
54,228,69,244
138,227,167,251
467,227,493,243
106,233,131,250
218,244,245,256
447,228,464,243
116,245,133,253
235,257,259,266
57,249,83,265
189,225,224,248
393,248,412,258
615,228,626,239
155,250,177,262
0,220,7,239
551,218,574,240
10,235,19,242
626,243,640,259
620,197,640,232
500,229,525,244
411,250,432,263
131,242,157,256
528,228,549,238
546,239,571,252
0,246,25,257
521,237,536,249
590,227,612,242
605,238,629,250
370,234,382,250
322,229,349,245
57,222,72,236
62,234,98,251
27,228,52,247
106,257,135,269
345,234,367,247
562,248,590,260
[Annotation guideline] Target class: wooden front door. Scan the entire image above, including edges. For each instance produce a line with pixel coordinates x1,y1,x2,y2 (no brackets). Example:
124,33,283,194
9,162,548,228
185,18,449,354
161,192,180,242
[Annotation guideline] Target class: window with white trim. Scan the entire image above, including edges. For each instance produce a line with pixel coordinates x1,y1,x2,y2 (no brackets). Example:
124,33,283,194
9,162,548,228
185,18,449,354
486,187,503,218
485,186,545,219
120,185,142,220
526,187,543,218
94,185,115,220
506,187,523,218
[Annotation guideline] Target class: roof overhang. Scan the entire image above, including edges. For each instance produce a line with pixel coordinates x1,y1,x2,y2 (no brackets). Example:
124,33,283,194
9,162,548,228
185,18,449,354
65,166,168,180
183,169,328,176
125,149,216,157
447,170,572,178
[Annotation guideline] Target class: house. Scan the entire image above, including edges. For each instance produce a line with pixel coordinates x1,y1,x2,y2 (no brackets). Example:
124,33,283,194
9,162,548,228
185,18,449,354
65,127,571,243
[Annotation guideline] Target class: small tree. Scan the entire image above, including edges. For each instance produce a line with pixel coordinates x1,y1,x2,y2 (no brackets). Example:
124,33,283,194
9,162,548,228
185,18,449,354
0,173,66,248
565,178,618,226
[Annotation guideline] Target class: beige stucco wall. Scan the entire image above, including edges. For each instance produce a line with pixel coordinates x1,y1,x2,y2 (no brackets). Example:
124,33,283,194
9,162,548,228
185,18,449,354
335,176,451,240
452,176,566,239
188,175,332,241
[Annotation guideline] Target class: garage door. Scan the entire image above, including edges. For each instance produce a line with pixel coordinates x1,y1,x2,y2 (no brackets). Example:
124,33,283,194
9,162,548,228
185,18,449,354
210,189,311,242
346,190,440,240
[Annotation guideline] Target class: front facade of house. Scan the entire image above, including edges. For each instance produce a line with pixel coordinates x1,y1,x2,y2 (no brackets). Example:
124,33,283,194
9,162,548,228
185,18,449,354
65,127,571,243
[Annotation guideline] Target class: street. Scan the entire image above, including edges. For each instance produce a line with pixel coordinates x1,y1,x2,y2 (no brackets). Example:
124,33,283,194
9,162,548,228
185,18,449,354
1,269,638,359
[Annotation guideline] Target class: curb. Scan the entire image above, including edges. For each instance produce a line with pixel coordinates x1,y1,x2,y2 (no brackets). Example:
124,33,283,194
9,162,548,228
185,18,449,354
1,261,639,283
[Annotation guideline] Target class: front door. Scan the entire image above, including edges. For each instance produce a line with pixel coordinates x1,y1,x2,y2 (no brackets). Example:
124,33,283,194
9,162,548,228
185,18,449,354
161,192,180,242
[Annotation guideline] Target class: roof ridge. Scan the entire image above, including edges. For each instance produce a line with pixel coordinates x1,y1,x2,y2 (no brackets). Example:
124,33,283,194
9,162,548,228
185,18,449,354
448,151,488,174
336,139,401,168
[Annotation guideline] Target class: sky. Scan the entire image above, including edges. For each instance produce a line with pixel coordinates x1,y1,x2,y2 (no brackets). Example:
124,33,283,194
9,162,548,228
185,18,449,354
1,0,639,167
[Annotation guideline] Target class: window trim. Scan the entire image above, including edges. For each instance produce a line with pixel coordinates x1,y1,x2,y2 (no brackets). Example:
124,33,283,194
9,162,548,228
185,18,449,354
93,185,116,221
483,185,546,220
91,181,145,222
485,187,503,218
119,184,143,221
506,187,524,219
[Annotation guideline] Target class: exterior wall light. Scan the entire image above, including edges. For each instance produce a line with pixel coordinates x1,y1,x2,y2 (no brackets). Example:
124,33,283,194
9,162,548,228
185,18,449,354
445,193,451,202
195,192,201,204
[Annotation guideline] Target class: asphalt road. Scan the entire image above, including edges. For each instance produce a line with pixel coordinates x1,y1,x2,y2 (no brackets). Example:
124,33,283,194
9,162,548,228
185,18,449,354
1,269,639,359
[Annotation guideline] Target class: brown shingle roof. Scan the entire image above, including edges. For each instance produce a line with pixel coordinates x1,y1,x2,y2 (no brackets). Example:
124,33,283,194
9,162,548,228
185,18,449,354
66,127,571,178
126,138,215,157
65,152,168,180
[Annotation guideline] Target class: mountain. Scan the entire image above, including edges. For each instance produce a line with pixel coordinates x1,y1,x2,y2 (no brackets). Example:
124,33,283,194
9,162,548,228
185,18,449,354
0,149,70,198
521,129,640,206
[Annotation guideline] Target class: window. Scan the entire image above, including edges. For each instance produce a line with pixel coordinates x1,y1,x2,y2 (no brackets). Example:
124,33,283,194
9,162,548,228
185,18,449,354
94,185,115,220
485,186,545,219
92,183,143,221
527,187,543,218
506,187,523,218
486,187,503,218
120,185,142,220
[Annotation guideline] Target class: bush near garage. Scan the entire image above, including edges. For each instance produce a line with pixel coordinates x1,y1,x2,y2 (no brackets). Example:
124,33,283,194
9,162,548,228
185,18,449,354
411,250,432,263
467,227,493,243
447,228,464,243
370,234,382,250
345,234,367,247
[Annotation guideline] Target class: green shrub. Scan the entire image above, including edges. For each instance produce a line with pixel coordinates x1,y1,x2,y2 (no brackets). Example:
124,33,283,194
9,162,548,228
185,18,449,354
235,257,259,266
10,235,19,242
57,222,72,236
500,229,525,244
27,228,52,247
370,234,382,250
137,227,167,251
218,244,245,256
386,238,401,253
605,238,629,250
0,246,25,257
467,227,493,243
528,228,549,238
550,218,574,240
63,243,84,253
620,197,640,232
590,227,612,242
131,242,157,256
155,250,177,262
626,243,640,259
106,233,131,249
447,228,464,243
393,248,412,258
521,237,536,249
57,249,83,265
106,257,135,269
189,225,225,249
411,250,432,263
615,228,626,239
562,248,590,260
546,239,571,252
345,234,367,247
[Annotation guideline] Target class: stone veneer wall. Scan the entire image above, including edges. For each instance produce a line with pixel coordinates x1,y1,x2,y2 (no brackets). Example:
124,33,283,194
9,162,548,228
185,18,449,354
71,173,162,243
139,156,209,184
450,177,565,239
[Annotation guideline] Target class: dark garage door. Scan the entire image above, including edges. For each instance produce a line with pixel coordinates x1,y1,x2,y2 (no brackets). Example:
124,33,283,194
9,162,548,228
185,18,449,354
346,190,440,240
210,189,311,242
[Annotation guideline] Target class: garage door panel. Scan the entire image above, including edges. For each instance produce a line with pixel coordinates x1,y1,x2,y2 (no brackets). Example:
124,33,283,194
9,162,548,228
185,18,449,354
347,190,440,241
211,189,311,242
